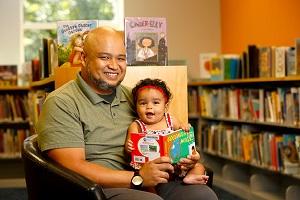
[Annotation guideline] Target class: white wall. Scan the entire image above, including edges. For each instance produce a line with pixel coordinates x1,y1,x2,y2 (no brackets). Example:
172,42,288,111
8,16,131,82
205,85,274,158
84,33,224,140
124,0,221,80
0,0,22,67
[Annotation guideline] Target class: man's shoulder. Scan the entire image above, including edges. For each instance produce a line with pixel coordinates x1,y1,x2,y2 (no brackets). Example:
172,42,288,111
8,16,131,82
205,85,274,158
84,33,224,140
46,80,81,101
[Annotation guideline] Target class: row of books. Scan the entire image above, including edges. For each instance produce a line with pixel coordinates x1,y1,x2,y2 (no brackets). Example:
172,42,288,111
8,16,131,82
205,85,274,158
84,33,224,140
201,123,300,175
195,87,300,126
0,94,29,122
0,129,29,158
199,40,300,80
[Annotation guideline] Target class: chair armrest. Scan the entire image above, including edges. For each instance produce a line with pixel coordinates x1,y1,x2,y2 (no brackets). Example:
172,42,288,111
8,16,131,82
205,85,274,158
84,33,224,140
22,135,106,200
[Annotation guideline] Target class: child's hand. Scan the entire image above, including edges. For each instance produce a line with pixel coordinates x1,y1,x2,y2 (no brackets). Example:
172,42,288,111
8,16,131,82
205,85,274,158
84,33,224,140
125,139,134,153
178,150,200,171
178,123,191,132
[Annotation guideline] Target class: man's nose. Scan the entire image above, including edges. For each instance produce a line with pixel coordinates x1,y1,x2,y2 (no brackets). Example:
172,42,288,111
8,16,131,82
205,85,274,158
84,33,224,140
108,58,118,69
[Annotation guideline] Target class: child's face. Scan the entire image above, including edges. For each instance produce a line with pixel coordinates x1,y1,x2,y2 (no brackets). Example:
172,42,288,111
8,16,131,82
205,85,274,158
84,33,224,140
136,88,167,125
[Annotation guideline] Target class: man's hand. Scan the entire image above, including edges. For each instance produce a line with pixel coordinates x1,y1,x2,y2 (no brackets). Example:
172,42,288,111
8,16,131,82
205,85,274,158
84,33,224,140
139,156,174,187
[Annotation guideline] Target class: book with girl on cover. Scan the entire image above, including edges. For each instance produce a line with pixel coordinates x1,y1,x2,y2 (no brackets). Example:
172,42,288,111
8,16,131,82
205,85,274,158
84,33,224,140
125,17,168,66
56,20,98,67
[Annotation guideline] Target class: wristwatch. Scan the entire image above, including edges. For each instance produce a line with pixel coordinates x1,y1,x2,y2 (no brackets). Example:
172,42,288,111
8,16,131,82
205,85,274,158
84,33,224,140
131,170,143,190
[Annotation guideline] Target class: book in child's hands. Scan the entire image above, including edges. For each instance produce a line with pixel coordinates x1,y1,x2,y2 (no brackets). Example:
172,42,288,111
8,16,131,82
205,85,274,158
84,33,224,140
56,20,98,67
125,17,168,66
130,127,195,166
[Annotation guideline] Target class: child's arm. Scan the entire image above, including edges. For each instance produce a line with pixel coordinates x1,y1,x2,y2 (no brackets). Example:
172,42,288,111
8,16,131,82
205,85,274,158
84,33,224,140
171,115,190,132
125,122,140,153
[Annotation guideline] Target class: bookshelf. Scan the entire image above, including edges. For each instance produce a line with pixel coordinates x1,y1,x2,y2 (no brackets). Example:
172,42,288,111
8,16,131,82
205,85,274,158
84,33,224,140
0,86,30,159
0,86,30,185
188,78,300,200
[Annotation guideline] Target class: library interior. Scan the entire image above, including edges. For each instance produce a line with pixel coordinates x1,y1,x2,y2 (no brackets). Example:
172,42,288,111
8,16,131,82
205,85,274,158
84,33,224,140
1,0,300,200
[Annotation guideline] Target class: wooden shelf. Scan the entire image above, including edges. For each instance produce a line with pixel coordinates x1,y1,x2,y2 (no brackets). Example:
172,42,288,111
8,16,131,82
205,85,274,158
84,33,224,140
30,75,54,88
0,86,29,91
200,116,300,131
189,76,300,86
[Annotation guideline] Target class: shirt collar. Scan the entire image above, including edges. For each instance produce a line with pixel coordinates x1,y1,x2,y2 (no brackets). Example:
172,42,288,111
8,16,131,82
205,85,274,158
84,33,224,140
76,72,127,105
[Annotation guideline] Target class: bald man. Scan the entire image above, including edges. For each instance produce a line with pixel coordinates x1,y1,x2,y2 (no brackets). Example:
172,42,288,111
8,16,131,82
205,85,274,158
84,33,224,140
37,27,217,200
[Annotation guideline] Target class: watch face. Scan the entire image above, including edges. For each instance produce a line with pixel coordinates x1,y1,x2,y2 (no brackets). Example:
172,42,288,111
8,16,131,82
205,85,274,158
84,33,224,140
132,175,143,185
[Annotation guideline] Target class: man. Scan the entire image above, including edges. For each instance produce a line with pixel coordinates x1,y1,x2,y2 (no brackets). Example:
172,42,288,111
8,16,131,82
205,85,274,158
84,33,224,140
37,27,217,200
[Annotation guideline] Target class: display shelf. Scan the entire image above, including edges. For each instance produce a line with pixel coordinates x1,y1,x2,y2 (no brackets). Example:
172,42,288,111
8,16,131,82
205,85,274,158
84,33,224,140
200,116,300,131
189,76,300,200
0,86,29,91
30,75,54,88
189,76,300,86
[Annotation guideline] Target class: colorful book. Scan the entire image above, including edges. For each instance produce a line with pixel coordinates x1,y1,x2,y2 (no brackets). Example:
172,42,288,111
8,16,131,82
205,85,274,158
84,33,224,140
210,56,224,81
130,127,195,165
258,46,272,78
125,17,167,66
199,53,217,80
56,20,98,67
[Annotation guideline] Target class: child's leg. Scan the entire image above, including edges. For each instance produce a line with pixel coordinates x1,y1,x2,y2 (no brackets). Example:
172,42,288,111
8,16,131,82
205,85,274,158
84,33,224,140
183,163,209,184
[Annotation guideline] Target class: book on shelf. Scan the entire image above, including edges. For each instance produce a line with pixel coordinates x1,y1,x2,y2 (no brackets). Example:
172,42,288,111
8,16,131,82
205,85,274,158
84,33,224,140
0,128,30,158
295,38,300,75
223,54,240,80
286,47,296,76
247,44,260,78
0,65,17,86
258,46,272,78
124,17,168,66
211,56,224,81
280,134,300,174
188,87,199,114
199,53,217,80
274,46,288,78
57,20,98,67
41,38,59,79
0,94,29,122
130,127,195,166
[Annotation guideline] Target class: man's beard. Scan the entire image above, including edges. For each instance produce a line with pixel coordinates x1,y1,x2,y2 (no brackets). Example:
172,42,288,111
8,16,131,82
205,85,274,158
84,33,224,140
87,68,121,91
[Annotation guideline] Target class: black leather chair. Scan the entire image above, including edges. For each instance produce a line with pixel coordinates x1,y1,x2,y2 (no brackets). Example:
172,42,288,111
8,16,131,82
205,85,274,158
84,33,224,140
22,134,213,200
22,134,106,200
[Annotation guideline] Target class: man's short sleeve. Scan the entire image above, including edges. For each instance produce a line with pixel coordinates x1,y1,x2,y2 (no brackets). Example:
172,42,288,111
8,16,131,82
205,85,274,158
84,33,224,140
37,92,84,151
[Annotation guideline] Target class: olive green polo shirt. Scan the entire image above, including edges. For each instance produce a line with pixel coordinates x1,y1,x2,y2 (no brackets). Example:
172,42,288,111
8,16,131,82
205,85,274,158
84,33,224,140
37,73,136,170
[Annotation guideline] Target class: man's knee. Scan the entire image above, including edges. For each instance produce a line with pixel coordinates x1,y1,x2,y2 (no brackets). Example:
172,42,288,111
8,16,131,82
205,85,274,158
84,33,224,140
103,188,163,200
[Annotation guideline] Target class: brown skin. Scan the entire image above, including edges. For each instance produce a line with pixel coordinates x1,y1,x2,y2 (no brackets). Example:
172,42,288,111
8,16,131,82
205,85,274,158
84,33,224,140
46,27,174,188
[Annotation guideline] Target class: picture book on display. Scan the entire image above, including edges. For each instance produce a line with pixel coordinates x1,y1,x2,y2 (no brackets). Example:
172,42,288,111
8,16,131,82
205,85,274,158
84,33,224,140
57,20,98,67
125,17,168,66
130,127,195,166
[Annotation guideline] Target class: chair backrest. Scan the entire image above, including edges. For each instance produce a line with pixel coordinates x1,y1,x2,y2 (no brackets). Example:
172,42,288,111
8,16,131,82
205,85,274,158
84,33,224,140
22,134,106,200
54,66,188,124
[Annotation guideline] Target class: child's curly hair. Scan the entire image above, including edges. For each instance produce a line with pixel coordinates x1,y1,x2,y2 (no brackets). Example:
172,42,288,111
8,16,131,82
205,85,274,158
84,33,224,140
132,78,172,105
